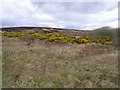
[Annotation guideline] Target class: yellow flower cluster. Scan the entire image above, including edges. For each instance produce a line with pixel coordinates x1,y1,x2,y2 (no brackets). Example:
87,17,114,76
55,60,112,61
1,32,112,45
1,32,25,37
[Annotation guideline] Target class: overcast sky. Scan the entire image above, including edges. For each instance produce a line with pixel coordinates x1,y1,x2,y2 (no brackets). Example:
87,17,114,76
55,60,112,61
1,0,119,30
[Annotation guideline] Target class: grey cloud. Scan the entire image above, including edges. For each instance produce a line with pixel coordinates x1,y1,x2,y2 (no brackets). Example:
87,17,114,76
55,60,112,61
32,2,118,29
1,0,118,29
34,2,117,14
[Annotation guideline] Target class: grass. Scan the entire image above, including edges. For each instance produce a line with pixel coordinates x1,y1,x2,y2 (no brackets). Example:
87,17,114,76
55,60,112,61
2,36,118,88
91,28,119,47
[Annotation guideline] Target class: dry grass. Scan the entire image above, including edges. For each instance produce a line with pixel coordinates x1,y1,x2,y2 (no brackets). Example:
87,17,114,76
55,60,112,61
2,36,118,88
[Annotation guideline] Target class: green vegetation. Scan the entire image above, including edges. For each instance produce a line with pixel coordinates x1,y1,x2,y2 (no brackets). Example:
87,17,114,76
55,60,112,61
91,27,119,46
1,31,113,45
2,36,118,88
1,29,118,88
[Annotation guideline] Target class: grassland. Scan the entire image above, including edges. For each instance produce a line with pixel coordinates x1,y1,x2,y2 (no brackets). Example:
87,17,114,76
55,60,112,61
2,36,118,88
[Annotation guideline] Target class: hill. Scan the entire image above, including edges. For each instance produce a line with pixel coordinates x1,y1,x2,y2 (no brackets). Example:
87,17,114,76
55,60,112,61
1,26,119,88
1,27,92,36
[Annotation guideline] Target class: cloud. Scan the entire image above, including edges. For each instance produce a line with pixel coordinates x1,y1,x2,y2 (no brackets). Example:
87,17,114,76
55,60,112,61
1,0,118,30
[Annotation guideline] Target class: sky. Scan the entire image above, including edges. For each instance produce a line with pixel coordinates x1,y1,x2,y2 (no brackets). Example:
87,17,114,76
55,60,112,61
1,0,119,30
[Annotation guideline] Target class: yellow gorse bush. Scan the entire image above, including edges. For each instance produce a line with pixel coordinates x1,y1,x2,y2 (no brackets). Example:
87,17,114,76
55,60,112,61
1,32,113,45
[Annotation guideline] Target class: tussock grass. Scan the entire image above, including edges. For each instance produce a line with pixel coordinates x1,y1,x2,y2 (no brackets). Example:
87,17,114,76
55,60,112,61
2,36,118,88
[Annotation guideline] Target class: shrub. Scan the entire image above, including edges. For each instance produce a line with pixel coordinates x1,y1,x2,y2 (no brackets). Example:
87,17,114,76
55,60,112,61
1,31,113,45
20,35,35,48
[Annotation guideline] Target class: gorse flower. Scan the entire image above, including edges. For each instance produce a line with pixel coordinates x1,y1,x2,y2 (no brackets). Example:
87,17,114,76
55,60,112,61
2,32,113,45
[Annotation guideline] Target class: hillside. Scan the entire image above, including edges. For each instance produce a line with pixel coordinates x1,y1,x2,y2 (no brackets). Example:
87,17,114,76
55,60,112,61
1,26,119,88
1,27,92,36
2,36,118,88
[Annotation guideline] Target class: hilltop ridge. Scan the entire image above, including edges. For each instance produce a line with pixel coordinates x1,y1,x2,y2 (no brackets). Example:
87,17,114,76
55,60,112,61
1,27,91,36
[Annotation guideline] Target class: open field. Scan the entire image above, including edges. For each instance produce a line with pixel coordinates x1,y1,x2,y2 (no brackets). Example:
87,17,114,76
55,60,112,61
2,36,118,88
2,0,119,88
